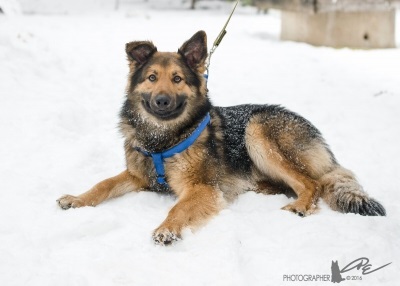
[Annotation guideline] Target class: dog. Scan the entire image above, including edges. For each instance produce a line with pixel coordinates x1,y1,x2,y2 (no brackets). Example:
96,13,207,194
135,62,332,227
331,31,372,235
57,31,386,245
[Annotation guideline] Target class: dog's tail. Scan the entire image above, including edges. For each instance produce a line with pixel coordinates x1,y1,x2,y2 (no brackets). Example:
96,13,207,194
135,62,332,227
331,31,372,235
319,166,386,216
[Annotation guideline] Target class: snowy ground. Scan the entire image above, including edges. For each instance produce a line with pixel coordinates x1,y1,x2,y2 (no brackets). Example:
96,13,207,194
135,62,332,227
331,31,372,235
1,1,400,285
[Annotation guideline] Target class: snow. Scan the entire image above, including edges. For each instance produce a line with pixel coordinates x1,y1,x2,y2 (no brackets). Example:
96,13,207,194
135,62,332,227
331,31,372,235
0,0,21,15
1,1,400,285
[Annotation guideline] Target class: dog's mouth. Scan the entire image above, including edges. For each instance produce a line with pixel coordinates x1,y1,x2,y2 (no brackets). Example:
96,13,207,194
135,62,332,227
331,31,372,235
142,93,187,120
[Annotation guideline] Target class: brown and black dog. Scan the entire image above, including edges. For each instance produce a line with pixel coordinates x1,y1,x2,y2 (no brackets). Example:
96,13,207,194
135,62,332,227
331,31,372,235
57,31,385,245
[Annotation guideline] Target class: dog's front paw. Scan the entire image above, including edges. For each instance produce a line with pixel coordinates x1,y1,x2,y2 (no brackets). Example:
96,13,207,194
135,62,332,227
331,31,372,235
282,201,318,217
152,227,181,246
57,195,85,210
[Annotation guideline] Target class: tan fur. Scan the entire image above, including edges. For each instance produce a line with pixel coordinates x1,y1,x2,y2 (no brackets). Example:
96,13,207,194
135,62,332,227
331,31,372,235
301,143,335,179
57,170,145,209
245,123,319,215
136,56,192,96
153,185,225,243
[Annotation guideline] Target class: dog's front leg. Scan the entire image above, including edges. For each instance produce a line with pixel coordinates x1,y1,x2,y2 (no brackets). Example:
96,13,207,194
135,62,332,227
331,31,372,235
57,170,146,209
153,185,225,245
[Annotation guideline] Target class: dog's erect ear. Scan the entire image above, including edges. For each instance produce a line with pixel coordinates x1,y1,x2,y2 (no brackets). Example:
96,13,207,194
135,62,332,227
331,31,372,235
126,41,157,65
178,30,208,71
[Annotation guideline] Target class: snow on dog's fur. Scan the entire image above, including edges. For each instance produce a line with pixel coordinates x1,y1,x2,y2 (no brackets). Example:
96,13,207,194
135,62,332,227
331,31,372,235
57,31,386,246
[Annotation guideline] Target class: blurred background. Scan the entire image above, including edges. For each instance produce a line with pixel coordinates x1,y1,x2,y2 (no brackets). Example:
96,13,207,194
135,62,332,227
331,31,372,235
1,1,400,286
2,0,399,49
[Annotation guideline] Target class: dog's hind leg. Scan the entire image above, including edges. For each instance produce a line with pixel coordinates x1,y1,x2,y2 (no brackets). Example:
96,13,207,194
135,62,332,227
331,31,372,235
57,170,146,209
244,108,385,217
246,123,320,216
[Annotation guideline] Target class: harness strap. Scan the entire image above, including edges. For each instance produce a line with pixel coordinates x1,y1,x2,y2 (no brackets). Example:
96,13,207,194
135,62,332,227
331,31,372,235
135,113,211,184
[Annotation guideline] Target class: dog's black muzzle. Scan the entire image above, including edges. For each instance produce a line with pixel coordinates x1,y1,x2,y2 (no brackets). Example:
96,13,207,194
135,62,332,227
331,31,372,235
142,93,187,120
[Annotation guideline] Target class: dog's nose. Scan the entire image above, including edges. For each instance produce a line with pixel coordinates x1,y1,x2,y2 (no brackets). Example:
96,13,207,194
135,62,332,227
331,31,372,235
154,95,171,110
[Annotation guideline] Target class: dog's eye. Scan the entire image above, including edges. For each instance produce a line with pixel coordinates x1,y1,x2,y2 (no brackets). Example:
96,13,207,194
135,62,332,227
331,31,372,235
173,76,182,83
148,74,156,82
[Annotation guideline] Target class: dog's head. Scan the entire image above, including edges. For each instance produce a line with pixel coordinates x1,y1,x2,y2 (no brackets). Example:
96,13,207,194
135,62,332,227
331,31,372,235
125,31,210,123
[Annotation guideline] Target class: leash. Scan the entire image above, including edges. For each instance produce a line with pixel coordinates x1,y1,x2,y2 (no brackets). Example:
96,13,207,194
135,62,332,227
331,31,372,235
205,0,240,78
135,113,211,184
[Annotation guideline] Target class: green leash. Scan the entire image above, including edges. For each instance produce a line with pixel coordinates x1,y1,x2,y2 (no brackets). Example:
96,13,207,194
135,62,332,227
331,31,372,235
206,0,240,77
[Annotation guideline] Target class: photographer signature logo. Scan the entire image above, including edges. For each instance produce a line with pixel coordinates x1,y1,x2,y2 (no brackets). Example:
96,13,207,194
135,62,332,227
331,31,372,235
282,257,391,283
331,257,392,283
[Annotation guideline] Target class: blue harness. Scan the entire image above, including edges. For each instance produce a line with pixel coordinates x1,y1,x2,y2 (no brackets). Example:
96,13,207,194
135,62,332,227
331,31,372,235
135,113,211,184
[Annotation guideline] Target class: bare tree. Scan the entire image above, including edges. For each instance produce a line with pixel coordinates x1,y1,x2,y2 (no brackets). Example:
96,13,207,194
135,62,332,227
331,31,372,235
190,0,197,9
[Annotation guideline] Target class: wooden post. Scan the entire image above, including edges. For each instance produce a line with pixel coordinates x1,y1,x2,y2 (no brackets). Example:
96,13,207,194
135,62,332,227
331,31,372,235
190,0,196,10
